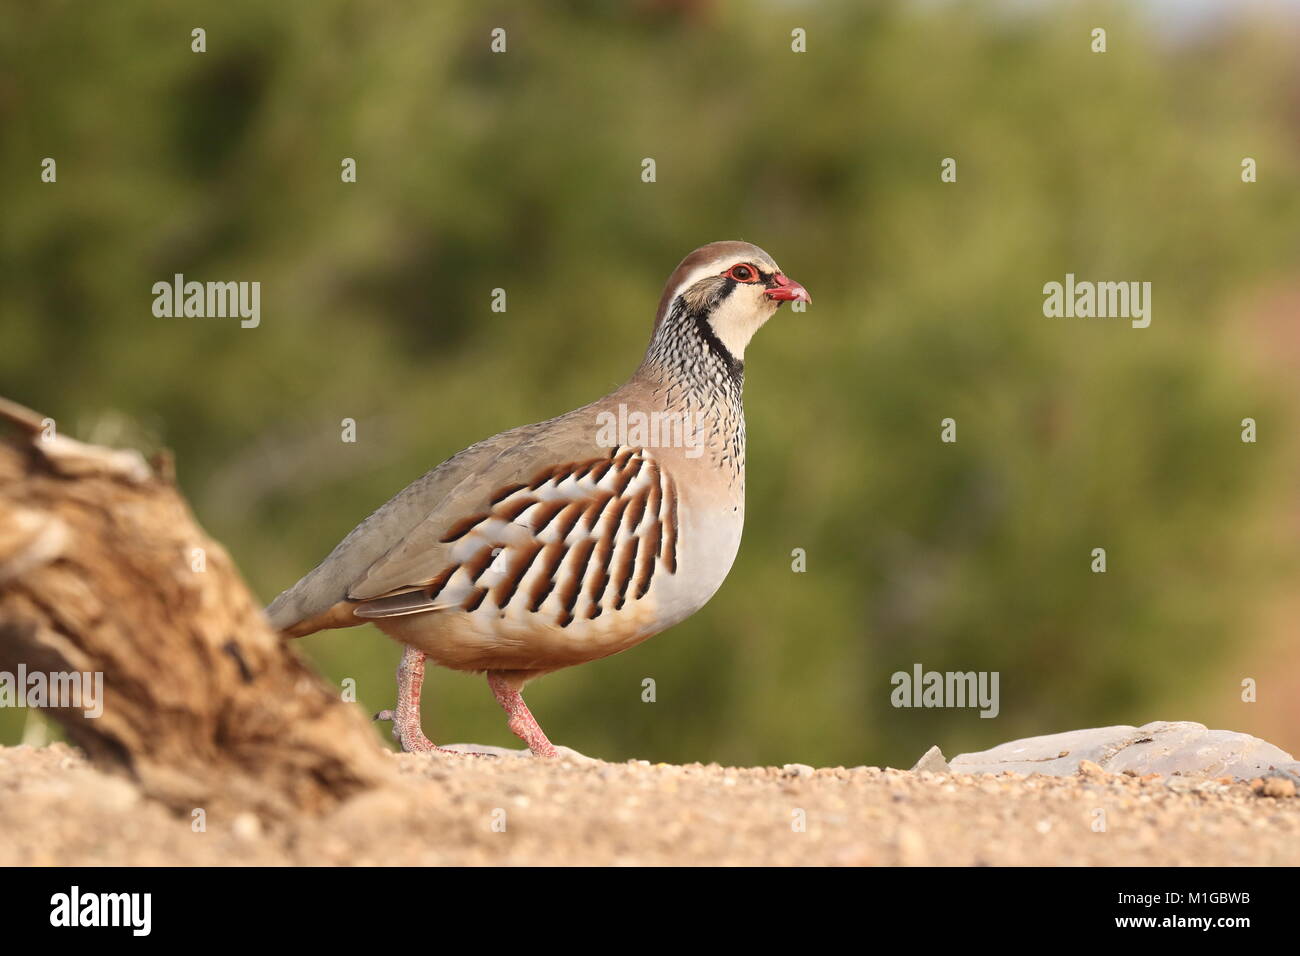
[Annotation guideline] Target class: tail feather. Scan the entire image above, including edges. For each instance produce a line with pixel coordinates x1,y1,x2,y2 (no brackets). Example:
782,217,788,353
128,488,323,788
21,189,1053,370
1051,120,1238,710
265,592,360,638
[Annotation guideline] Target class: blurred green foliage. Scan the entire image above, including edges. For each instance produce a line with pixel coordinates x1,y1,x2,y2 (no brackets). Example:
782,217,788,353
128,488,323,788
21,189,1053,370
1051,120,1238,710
2,0,1298,767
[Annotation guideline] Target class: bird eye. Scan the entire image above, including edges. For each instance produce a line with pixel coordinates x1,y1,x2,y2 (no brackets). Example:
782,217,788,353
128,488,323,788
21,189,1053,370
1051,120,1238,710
726,264,758,283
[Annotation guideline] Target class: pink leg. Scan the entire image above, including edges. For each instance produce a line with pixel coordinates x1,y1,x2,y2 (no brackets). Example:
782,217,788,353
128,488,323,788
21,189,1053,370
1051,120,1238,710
376,646,483,756
487,671,558,757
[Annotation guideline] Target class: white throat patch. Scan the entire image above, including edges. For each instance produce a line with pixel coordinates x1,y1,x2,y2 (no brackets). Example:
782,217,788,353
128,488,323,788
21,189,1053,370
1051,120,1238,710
665,262,777,362
704,289,776,360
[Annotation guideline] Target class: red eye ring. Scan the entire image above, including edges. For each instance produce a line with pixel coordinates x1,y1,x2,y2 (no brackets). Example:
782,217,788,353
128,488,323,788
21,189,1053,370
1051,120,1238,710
724,264,760,283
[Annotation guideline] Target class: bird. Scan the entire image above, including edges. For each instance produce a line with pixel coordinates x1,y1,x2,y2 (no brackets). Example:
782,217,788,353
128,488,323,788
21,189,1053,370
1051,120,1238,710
266,241,809,757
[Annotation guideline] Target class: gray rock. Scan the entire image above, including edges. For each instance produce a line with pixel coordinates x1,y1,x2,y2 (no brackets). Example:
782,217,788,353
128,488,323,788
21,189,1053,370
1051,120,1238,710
910,745,951,774
950,721,1300,781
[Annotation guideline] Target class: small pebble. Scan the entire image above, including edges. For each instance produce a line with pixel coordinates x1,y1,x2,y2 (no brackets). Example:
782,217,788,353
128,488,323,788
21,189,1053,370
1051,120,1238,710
1254,777,1297,799
232,813,261,842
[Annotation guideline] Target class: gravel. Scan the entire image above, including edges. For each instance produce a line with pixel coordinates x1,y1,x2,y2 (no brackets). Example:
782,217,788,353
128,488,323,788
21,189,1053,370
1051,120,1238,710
2,742,1298,865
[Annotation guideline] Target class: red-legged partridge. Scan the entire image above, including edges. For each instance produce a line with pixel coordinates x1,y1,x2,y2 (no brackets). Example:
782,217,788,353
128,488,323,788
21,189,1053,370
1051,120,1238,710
267,241,809,756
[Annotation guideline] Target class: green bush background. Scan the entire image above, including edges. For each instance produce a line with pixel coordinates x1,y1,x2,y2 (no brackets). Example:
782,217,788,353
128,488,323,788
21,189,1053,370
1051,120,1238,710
3,0,1298,767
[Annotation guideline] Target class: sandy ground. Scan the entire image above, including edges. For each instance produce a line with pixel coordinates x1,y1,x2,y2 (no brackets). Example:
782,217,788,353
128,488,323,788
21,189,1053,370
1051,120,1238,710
1,743,1297,866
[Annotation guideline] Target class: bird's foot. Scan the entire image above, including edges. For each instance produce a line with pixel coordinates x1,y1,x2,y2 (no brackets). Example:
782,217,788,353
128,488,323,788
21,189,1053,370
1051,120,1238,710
376,645,495,756
489,671,559,758
508,716,558,757
374,707,434,752
374,709,496,757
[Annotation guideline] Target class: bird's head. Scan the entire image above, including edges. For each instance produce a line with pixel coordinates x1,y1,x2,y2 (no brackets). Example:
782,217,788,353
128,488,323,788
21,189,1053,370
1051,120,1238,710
651,240,810,364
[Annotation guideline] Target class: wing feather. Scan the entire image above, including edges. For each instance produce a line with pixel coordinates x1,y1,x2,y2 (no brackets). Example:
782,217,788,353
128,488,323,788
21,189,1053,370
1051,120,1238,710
265,397,683,637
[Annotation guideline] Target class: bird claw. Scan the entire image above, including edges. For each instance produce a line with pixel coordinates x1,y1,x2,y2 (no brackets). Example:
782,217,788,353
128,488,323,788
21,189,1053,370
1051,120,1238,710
375,707,496,757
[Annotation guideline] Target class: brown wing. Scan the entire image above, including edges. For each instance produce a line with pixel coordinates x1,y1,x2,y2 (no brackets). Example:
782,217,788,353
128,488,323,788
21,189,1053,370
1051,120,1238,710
352,445,679,626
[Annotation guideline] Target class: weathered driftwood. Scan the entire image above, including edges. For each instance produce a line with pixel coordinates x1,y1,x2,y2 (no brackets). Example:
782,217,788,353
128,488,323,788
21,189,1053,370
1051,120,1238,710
0,397,390,819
